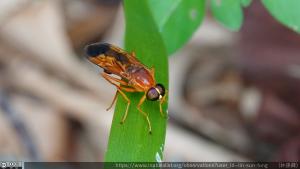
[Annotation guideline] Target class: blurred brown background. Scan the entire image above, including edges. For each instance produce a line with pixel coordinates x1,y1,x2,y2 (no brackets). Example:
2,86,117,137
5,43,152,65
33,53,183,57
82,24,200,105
0,0,299,162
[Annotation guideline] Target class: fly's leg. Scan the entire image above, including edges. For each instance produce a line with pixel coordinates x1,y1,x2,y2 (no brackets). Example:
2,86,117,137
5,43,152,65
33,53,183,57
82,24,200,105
118,87,137,123
101,73,128,111
101,73,130,124
159,89,168,118
137,94,152,134
101,73,137,124
116,88,131,124
106,86,136,112
131,51,136,57
106,86,136,111
101,72,128,85
106,91,118,111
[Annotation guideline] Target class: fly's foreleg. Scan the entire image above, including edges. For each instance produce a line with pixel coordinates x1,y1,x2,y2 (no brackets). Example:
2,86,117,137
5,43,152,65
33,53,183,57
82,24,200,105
159,89,168,118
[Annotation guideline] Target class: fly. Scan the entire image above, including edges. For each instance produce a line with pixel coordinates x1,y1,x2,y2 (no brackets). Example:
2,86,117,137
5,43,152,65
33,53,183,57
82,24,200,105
84,43,167,133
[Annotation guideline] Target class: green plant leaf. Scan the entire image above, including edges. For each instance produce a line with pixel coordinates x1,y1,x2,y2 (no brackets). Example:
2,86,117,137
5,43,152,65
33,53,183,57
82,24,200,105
262,0,300,33
148,0,205,55
211,0,249,31
105,0,168,162
241,0,252,7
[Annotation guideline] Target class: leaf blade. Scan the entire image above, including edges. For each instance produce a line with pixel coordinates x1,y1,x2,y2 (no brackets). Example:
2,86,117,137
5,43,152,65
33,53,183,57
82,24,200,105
211,0,244,31
105,0,168,162
262,0,300,33
148,0,205,55
241,0,252,7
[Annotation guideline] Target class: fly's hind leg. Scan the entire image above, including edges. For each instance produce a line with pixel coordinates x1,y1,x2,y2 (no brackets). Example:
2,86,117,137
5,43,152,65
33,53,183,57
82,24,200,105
118,87,138,124
137,94,152,134
106,87,135,112
102,73,128,111
106,91,118,111
101,73,137,124
115,88,131,124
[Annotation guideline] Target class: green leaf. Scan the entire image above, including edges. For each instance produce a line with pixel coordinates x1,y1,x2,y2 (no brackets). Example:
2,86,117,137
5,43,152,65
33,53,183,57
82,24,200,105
148,0,205,55
241,0,252,7
211,0,249,31
262,0,300,33
105,0,168,162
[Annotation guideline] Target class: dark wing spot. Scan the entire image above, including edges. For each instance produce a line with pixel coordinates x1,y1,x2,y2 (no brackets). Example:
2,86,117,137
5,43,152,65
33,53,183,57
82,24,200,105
85,42,129,64
85,43,110,57
106,50,129,64
117,53,129,64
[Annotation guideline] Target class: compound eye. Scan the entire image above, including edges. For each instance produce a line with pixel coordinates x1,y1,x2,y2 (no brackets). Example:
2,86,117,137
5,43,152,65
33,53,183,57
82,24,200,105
155,83,165,96
146,87,159,101
85,43,110,57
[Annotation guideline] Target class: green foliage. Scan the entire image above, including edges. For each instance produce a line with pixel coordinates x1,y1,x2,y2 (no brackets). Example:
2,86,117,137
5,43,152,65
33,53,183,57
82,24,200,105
211,0,300,33
262,0,300,33
105,0,168,162
241,0,252,7
211,0,250,31
148,0,205,55
103,0,300,163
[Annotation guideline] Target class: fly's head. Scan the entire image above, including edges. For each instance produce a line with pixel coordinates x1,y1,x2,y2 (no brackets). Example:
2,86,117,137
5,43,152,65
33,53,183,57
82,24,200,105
146,84,165,101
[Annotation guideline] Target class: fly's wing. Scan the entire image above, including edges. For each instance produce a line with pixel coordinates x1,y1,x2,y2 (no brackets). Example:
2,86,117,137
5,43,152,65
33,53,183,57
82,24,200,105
87,54,126,77
110,45,155,78
109,45,146,68
85,43,147,79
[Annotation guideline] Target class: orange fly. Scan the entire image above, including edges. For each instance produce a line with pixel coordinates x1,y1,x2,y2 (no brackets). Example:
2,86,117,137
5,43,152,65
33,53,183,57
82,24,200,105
84,43,167,133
